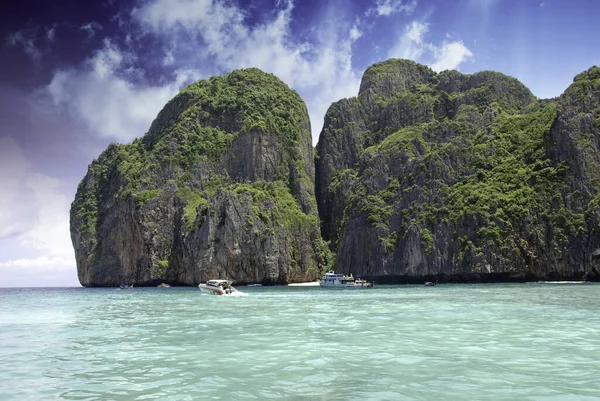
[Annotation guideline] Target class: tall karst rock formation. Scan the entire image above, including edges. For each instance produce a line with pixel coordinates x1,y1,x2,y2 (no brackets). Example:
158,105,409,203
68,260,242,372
72,61,600,286
71,69,325,286
316,59,600,282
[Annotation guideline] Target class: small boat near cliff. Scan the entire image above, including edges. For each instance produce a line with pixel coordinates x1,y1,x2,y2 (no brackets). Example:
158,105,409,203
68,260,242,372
319,272,373,288
198,280,246,296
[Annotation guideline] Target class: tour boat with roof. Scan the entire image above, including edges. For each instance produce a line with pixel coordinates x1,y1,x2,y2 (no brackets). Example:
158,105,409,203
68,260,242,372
319,272,373,288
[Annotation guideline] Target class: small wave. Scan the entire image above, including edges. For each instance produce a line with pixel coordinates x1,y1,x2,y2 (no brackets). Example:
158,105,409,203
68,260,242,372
226,291,248,297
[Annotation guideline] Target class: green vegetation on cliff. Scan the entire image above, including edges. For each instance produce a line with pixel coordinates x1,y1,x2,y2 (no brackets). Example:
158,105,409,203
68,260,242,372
147,68,309,150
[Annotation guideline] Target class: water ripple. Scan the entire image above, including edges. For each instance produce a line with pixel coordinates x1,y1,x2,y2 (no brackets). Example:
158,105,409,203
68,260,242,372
1,285,600,400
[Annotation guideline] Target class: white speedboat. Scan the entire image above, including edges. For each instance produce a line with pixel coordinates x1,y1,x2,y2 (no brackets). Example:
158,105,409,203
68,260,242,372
198,280,243,295
319,272,373,288
353,278,374,288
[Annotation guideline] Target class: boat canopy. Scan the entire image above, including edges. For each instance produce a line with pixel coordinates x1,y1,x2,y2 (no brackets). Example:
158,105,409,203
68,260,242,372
324,272,347,279
205,280,232,287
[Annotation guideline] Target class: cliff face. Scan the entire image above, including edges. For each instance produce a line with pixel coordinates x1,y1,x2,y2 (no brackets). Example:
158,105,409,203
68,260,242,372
72,62,600,286
316,60,600,282
71,69,325,286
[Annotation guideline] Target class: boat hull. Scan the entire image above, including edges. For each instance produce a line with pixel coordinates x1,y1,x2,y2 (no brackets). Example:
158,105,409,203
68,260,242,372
319,281,373,288
198,280,244,295
198,285,225,295
319,283,373,289
319,271,373,288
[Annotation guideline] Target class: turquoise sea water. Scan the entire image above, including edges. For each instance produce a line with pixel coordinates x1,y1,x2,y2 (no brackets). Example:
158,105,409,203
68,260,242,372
1,284,600,400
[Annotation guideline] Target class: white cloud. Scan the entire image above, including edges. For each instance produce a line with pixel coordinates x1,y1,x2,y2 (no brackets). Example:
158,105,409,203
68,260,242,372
43,40,201,142
0,137,79,287
369,0,417,16
388,20,473,72
349,24,363,41
132,0,362,143
20,174,73,258
388,21,429,60
0,137,32,239
430,41,473,72
132,0,245,38
406,20,428,44
0,256,74,270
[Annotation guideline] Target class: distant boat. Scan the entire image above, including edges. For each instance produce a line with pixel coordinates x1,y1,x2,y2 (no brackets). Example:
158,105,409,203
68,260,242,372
319,271,373,288
157,283,171,288
119,284,133,290
424,281,437,287
353,278,374,288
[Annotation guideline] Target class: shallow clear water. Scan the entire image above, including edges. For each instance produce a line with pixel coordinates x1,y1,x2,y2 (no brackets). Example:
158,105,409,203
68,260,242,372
1,283,600,400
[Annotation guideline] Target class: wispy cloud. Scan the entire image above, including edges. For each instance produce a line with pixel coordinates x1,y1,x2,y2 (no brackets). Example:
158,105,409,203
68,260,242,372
349,23,363,41
368,0,417,17
46,24,58,43
42,39,200,142
388,20,473,72
469,0,499,6
80,22,103,40
387,20,429,60
6,24,61,61
7,30,42,61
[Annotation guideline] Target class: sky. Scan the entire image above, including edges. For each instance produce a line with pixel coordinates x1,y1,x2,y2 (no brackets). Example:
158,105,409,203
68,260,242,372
1,0,599,287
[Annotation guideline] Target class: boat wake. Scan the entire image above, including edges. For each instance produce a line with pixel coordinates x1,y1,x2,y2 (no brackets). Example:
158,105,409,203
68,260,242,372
225,291,248,297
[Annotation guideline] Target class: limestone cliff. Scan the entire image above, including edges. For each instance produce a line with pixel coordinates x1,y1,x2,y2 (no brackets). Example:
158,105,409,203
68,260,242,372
71,69,325,286
73,62,600,286
316,59,600,282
